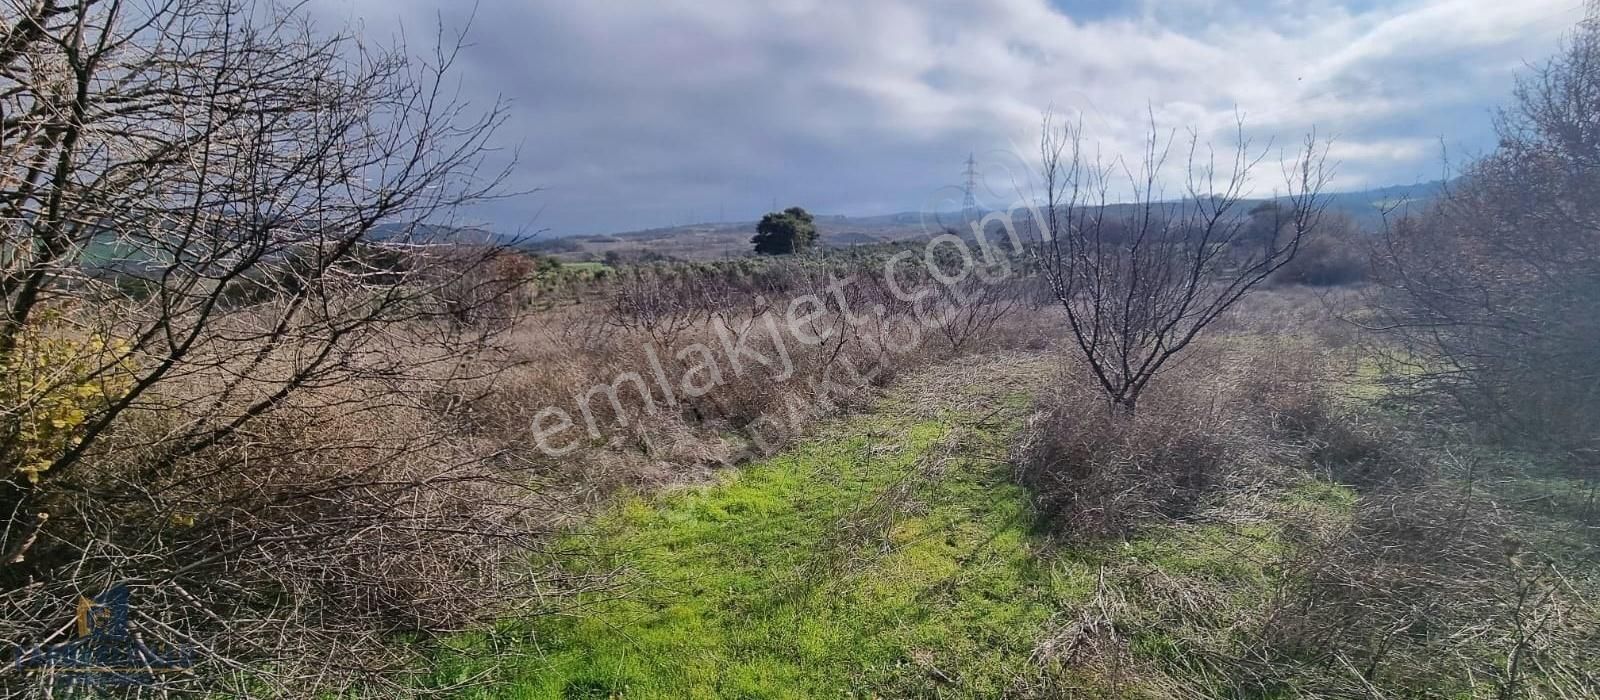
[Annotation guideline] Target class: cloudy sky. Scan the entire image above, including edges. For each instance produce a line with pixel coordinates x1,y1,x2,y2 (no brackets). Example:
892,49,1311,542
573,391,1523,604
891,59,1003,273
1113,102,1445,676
314,0,1587,236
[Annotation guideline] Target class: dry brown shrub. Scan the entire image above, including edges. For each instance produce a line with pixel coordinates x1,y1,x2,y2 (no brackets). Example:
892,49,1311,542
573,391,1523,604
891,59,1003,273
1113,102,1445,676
4,337,559,696
1215,284,1367,352
1014,339,1340,537
466,260,1031,495
1261,481,1598,698
1016,384,1233,536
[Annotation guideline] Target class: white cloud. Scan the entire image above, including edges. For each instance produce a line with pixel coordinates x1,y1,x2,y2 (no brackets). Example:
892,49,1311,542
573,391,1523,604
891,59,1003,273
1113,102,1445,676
311,0,1587,234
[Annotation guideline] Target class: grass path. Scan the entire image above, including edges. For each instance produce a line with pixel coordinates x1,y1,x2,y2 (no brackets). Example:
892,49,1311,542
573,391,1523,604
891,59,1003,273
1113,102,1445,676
435,355,1084,698
426,346,1600,699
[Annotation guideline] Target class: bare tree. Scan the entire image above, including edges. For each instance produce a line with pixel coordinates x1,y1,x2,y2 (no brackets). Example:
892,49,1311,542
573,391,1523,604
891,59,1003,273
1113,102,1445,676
1030,113,1332,414
599,265,716,350
1370,7,1600,464
0,0,542,694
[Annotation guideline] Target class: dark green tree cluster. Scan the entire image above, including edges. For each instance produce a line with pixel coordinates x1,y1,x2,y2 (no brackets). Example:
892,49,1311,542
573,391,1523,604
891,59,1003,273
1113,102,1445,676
751,207,819,255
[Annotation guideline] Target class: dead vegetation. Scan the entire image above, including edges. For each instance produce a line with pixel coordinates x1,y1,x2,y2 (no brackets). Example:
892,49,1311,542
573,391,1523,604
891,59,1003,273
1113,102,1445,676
1010,18,1600,694
3,1,1597,698
0,1,1035,695
1013,302,1599,698
1014,334,1326,538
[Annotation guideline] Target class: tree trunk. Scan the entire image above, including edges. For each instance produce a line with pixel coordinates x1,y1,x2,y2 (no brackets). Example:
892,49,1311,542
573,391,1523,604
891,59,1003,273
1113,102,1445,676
1113,395,1138,418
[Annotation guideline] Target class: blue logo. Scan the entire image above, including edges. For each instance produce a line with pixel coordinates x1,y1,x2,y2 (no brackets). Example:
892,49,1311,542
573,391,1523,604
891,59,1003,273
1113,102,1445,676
11,585,197,688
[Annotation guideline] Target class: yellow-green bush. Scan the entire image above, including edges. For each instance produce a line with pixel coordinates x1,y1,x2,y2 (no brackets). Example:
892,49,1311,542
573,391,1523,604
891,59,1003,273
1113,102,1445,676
1,317,134,483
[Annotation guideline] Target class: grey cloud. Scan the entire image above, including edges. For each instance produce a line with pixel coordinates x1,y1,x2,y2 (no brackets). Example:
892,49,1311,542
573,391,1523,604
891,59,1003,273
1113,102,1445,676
313,0,1586,235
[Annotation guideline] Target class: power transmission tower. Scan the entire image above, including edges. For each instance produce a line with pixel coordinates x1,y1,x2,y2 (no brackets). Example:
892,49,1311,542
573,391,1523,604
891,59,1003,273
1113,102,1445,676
961,153,979,214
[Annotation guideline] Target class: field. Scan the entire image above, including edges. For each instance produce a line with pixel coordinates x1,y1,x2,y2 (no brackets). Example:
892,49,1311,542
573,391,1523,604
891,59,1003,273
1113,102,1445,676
535,213,940,262
5,3,1598,697
10,217,1596,698
414,289,1599,698
436,356,1053,697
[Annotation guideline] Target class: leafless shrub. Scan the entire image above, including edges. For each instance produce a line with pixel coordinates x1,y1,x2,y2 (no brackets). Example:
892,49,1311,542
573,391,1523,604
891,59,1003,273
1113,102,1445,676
1370,11,1600,469
596,266,716,350
1015,330,1415,538
1015,345,1287,537
1028,112,1332,415
1304,413,1426,487
1016,378,1230,535
436,247,541,328
882,230,1033,354
1267,213,1370,287
0,0,548,694
1260,483,1597,699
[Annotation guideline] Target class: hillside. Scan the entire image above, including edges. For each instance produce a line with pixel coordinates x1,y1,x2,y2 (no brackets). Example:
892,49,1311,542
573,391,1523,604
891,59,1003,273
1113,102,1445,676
533,180,1447,262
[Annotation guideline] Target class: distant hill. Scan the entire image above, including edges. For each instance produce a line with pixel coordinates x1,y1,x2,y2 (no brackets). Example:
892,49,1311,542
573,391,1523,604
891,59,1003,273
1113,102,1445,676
370,222,511,245
414,180,1452,263
1313,179,1448,227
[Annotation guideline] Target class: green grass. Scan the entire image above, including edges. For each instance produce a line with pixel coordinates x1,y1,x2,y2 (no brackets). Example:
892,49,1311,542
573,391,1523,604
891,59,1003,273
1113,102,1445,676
419,357,1392,699
424,345,1600,699
1285,480,1358,513
431,369,1081,698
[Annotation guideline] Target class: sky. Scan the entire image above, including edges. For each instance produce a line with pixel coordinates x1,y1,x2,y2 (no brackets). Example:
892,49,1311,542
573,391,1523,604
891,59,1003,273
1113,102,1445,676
312,0,1589,236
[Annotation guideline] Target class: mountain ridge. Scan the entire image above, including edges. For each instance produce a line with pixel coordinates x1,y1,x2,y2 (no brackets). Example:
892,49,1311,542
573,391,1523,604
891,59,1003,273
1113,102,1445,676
525,179,1449,261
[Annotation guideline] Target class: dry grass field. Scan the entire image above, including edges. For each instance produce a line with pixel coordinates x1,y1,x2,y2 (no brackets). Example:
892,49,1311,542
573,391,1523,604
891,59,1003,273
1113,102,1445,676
4,2,1598,698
